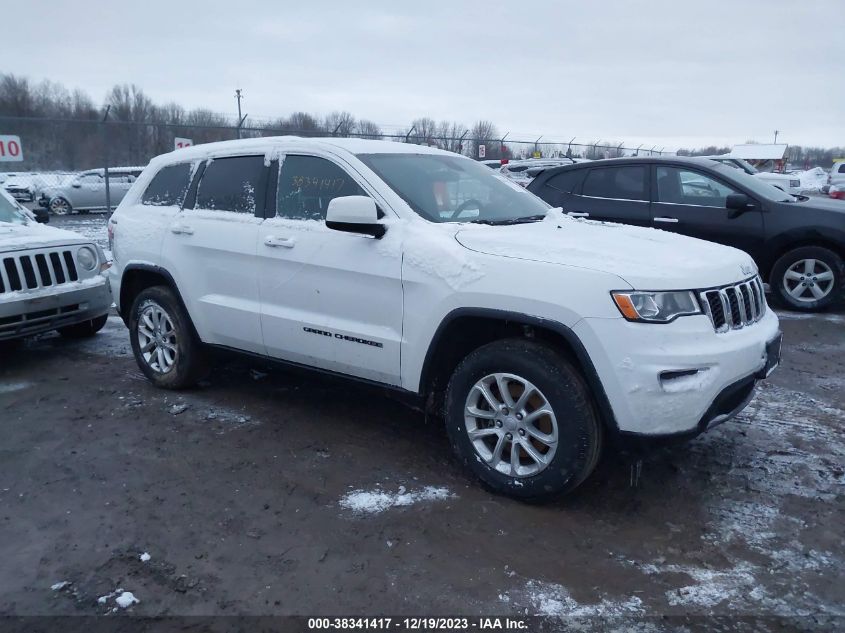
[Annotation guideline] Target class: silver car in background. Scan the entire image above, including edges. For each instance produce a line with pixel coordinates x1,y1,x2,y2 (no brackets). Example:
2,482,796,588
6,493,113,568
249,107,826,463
38,166,144,214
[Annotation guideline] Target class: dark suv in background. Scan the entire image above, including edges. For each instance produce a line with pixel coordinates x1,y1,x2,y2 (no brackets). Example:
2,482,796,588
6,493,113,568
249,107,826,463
527,157,845,311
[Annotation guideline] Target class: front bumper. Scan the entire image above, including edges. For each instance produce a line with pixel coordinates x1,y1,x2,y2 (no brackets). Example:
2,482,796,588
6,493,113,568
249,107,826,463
574,309,781,436
0,276,112,340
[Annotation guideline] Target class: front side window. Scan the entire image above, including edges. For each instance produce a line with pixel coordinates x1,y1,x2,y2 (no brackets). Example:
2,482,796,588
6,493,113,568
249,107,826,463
196,155,267,214
657,167,739,207
581,166,648,201
142,163,192,207
545,170,585,194
357,153,549,223
277,155,366,221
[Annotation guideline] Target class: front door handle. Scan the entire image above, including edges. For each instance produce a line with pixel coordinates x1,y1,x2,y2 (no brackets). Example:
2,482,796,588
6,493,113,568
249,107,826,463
654,217,679,224
567,211,590,218
170,223,194,235
264,235,296,248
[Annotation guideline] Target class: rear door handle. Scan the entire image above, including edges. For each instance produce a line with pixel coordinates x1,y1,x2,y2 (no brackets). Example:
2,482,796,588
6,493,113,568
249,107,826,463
264,235,296,248
567,211,590,218
170,223,194,235
654,217,679,224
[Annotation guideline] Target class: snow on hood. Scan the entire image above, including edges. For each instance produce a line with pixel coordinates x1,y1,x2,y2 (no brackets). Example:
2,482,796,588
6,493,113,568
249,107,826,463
454,210,757,290
0,221,91,251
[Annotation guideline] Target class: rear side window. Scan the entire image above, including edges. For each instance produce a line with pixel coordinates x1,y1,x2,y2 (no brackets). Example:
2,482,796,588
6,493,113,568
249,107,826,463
545,170,585,194
142,163,192,207
277,155,366,221
838,164,845,173
196,156,267,214
581,166,648,201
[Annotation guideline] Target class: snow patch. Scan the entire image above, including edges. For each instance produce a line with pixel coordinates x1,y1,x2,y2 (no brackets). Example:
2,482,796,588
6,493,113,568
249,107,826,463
115,591,139,608
339,486,454,514
50,581,70,591
0,381,33,394
139,552,151,562
517,579,644,617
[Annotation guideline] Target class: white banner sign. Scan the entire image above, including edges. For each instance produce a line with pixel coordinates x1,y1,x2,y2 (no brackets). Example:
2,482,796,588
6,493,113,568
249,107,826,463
174,137,193,150
0,135,23,162
478,144,486,158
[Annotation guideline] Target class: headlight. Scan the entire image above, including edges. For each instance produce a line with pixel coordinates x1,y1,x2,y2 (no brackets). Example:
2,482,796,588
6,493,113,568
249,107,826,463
611,290,701,323
76,246,98,271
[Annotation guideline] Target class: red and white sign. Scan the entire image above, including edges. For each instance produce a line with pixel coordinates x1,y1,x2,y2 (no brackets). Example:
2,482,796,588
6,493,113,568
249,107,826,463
0,135,23,162
478,144,486,159
174,137,193,150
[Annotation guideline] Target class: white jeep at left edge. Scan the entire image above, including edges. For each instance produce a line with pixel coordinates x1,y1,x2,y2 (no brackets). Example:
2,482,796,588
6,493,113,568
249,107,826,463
0,189,112,342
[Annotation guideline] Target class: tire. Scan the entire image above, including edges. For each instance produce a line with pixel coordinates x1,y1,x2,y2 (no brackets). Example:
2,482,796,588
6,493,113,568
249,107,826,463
57,314,108,338
444,339,603,501
49,197,72,215
770,246,844,311
128,285,207,389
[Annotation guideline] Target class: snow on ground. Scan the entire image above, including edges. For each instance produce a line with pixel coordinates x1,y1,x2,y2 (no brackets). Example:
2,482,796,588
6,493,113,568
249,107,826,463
50,581,70,591
503,579,644,618
114,591,139,608
339,485,454,514
139,552,151,562
0,381,34,394
797,167,829,192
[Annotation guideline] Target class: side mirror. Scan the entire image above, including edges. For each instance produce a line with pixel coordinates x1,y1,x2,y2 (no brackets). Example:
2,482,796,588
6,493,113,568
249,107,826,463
725,193,751,218
326,196,385,238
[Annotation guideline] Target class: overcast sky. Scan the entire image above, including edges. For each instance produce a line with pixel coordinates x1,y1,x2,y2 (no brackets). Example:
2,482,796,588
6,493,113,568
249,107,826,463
10,0,845,150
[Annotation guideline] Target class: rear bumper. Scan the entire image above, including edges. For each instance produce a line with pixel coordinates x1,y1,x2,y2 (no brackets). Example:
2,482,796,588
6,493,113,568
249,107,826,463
0,276,112,340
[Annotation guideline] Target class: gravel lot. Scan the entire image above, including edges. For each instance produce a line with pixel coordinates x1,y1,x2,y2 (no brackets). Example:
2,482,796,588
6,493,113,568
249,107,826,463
1,213,843,629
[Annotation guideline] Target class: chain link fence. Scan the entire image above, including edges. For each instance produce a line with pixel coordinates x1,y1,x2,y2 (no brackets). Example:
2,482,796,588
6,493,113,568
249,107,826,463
0,114,673,207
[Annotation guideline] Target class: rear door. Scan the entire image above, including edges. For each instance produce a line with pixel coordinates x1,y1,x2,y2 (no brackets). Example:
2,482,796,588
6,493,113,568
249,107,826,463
567,164,651,226
159,155,266,353
650,165,765,260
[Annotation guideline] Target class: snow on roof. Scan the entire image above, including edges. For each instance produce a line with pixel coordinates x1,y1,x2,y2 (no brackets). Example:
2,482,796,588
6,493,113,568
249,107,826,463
155,136,452,165
729,144,788,160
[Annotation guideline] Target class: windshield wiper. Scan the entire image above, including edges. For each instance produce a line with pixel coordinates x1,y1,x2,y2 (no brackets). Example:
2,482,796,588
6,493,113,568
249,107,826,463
468,214,546,226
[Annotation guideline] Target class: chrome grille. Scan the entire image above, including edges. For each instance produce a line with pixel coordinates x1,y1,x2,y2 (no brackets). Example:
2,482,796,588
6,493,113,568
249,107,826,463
699,276,766,332
0,249,78,294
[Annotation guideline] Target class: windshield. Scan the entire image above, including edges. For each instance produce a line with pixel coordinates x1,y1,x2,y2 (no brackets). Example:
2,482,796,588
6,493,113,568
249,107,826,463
710,162,794,202
357,153,550,223
0,191,29,225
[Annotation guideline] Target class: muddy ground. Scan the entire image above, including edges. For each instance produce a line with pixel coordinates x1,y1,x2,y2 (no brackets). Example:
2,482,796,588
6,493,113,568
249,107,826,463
0,213,842,630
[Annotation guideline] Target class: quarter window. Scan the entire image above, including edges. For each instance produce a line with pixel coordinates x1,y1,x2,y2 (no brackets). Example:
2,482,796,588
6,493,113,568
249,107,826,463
656,167,739,207
142,163,193,207
581,166,647,201
277,155,366,221
546,170,585,194
196,155,267,214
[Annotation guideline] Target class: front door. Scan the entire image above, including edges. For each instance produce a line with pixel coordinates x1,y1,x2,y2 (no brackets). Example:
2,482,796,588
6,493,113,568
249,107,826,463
650,165,765,261
257,153,402,385
159,155,266,353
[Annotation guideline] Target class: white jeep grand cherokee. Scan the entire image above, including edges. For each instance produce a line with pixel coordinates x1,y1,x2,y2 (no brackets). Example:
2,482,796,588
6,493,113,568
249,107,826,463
109,137,781,500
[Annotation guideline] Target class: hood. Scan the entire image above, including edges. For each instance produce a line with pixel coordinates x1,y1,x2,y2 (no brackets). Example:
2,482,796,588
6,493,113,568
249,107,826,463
454,211,757,290
0,221,90,252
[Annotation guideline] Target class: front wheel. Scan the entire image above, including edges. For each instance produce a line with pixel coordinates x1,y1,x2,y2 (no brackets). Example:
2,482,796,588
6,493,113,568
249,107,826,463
129,286,208,389
770,246,844,311
445,339,602,501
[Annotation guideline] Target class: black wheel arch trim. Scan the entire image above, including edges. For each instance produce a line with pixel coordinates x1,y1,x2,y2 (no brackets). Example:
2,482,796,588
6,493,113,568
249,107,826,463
419,307,620,434
118,264,200,339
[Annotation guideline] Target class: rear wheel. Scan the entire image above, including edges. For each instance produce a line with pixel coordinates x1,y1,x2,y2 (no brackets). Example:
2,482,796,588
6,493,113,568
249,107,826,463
129,286,207,389
445,339,602,501
49,197,72,215
57,314,108,338
771,246,844,311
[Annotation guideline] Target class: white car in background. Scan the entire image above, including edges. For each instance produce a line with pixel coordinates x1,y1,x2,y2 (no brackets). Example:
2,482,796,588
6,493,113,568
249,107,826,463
704,156,802,195
38,166,145,214
0,189,111,342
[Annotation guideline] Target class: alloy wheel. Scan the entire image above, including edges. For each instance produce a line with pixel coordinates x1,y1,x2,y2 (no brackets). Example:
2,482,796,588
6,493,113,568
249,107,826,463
463,373,558,478
137,302,178,373
783,258,835,303
49,198,70,215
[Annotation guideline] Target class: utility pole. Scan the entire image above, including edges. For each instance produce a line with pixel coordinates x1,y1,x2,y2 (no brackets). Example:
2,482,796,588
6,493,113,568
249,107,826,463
235,89,246,139
773,130,780,144
102,105,112,214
